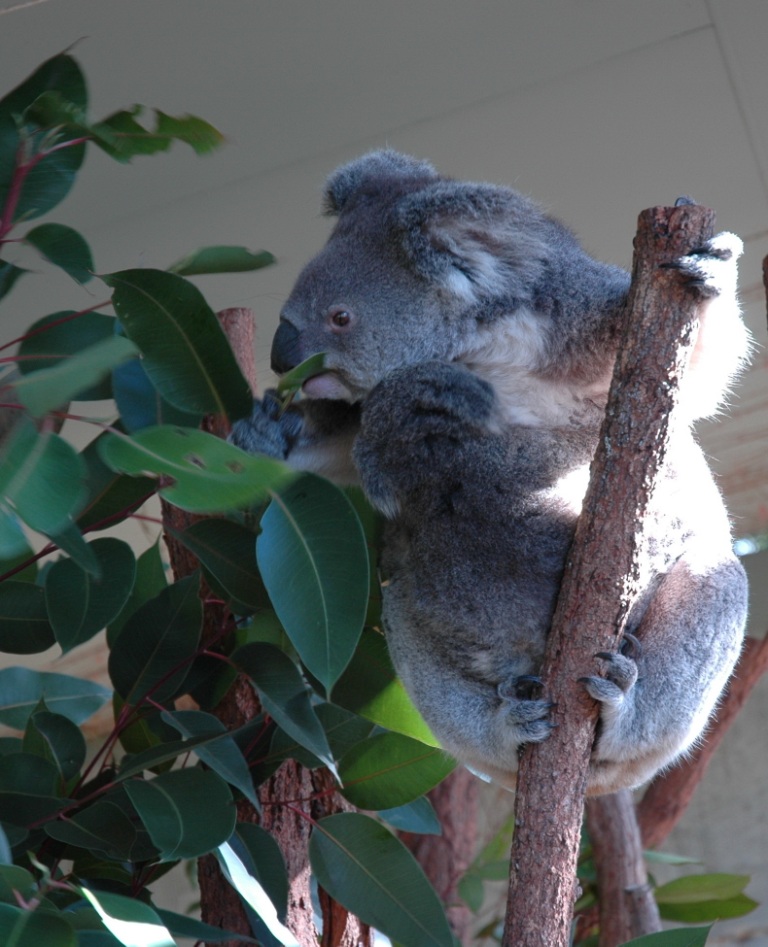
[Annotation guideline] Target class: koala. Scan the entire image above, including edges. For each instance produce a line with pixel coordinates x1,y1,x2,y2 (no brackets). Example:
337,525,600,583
231,150,749,794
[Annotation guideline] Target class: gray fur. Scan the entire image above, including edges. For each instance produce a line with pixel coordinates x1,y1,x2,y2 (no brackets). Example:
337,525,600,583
230,150,749,794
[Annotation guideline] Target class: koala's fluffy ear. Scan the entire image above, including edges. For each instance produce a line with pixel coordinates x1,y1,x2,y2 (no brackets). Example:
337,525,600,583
323,149,438,215
396,183,551,305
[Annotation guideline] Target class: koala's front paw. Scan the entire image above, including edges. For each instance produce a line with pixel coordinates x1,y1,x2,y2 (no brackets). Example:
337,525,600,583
228,390,303,459
580,633,640,707
670,232,743,298
497,675,555,744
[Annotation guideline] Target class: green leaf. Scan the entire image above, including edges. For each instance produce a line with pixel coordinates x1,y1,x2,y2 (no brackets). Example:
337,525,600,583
0,419,87,538
0,582,55,654
79,887,174,947
0,261,28,302
174,518,266,611
99,426,293,513
45,538,136,652
49,521,100,577
0,54,87,119
90,106,224,162
339,732,454,810
125,768,235,860
657,893,758,923
0,753,63,825
156,908,261,945
23,223,94,283
23,708,86,782
379,796,442,836
45,801,137,860
228,823,288,923
103,268,252,420
0,511,29,561
107,542,166,644
275,353,327,396
14,138,86,224
0,903,76,947
12,336,137,417
0,865,36,903
162,709,260,808
112,358,202,432
257,474,368,693
654,873,751,904
0,667,110,729
17,311,115,401
76,435,156,532
309,812,454,947
108,574,201,705
234,642,335,773
332,628,437,745
268,703,374,770
168,245,275,276
621,928,713,946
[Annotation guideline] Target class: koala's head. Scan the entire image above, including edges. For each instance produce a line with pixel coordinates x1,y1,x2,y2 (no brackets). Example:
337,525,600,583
272,150,555,402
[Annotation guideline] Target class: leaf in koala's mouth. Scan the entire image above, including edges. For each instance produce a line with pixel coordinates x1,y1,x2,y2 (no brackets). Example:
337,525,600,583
275,352,327,395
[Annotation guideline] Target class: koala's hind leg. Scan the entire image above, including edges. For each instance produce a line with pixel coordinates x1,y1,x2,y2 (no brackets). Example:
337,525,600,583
582,553,747,794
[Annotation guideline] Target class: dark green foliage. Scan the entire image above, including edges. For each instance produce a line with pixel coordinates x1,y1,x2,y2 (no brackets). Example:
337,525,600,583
0,52,750,947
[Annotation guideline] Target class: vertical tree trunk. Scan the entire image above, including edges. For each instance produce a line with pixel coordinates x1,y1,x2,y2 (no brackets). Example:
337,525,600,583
502,204,716,947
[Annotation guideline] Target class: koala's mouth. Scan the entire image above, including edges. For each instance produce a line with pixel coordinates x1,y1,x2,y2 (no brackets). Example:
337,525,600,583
301,372,354,401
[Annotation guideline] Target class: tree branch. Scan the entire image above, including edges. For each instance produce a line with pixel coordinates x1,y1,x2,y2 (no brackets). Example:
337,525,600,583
502,204,716,947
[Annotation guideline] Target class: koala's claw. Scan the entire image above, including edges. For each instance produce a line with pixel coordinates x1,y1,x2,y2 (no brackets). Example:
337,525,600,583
228,390,304,460
580,642,639,706
497,675,553,742
664,232,743,298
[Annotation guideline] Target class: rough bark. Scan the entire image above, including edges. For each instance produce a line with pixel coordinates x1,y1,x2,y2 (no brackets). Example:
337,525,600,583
585,790,661,946
401,768,480,945
502,204,716,947
637,632,768,849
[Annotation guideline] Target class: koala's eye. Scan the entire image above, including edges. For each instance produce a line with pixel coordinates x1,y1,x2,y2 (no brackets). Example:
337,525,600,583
327,305,357,332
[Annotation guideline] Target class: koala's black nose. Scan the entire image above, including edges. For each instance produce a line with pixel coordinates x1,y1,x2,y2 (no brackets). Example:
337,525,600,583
270,320,302,375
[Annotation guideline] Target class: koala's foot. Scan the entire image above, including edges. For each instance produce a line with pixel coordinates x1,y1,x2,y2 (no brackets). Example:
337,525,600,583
667,232,743,298
497,675,555,743
228,390,303,459
580,633,640,707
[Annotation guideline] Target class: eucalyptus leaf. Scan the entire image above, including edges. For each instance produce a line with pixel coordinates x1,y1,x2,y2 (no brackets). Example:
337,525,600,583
233,643,336,773
0,667,110,729
0,419,87,539
309,812,454,947
0,903,76,947
275,353,327,396
0,753,63,825
112,357,202,432
76,435,156,532
103,268,252,420
257,473,368,693
332,627,437,746
379,796,442,836
45,537,136,652
339,732,454,810
0,582,55,654
99,425,293,513
621,928,713,946
79,887,175,947
0,260,28,301
23,223,94,283
125,768,235,861
23,708,86,782
168,245,275,276
228,823,289,924
108,574,201,705
12,336,137,417
45,801,137,860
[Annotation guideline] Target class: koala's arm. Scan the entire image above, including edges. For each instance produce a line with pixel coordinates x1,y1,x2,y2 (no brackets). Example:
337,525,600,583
229,392,362,483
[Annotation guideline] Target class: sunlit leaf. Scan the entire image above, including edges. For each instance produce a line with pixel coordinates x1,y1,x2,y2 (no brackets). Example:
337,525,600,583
80,887,175,947
168,245,275,276
99,425,293,513
23,223,94,283
257,474,368,693
125,768,235,860
339,731,454,810
332,628,437,745
309,812,453,947
103,268,252,419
